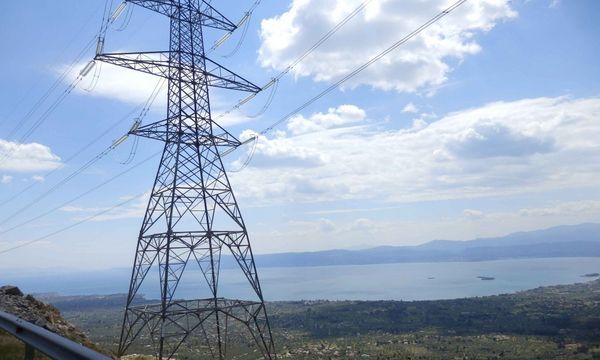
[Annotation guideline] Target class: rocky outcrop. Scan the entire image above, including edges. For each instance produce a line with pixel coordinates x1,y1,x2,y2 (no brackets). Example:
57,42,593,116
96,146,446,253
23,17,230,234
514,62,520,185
0,285,106,354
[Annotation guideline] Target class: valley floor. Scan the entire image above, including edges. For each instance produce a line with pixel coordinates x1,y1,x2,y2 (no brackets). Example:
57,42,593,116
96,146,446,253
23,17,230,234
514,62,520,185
38,279,600,359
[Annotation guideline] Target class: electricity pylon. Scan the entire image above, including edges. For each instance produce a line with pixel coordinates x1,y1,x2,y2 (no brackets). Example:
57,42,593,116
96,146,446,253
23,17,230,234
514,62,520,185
95,1,275,358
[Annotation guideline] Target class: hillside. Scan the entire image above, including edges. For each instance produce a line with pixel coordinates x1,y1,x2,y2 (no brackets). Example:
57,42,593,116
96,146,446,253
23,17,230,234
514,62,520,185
0,285,111,359
39,279,600,359
240,223,600,268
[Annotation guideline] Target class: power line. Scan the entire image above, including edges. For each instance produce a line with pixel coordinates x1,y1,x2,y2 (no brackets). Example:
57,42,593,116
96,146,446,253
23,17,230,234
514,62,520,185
222,0,467,155
0,76,162,207
2,37,95,143
214,0,373,122
0,0,261,214
0,2,104,129
0,191,144,256
0,134,134,226
0,0,467,256
0,1,122,164
0,151,159,237
0,107,140,206
210,0,262,53
260,0,467,136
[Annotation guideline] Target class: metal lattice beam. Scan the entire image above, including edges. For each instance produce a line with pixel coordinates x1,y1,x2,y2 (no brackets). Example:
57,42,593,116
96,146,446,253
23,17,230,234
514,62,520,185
96,1,276,359
95,51,261,92
125,0,237,31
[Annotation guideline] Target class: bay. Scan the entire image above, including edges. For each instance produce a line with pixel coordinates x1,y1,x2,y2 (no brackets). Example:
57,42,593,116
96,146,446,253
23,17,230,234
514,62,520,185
2,257,599,301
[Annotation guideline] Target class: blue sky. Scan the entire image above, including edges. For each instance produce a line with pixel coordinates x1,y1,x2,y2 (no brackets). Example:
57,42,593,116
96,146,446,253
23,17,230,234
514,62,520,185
0,0,599,271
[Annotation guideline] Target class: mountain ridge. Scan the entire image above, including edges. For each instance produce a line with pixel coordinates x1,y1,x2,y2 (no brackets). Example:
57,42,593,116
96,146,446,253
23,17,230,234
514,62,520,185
234,223,600,268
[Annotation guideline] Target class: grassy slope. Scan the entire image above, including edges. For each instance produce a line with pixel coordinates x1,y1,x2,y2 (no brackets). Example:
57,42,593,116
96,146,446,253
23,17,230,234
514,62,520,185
0,330,50,360
18,279,600,359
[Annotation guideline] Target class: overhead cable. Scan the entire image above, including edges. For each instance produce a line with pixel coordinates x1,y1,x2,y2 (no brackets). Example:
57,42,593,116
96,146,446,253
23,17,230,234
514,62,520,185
224,0,468,155
0,107,140,206
0,191,145,256
214,0,374,122
0,0,467,253
0,132,137,226
0,0,127,164
0,151,159,237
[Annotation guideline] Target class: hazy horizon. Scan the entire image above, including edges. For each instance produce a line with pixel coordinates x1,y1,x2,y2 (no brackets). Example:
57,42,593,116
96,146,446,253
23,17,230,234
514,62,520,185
1,0,600,271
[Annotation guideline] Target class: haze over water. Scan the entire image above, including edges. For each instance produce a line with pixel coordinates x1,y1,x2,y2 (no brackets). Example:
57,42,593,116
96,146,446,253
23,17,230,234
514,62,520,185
3,257,598,301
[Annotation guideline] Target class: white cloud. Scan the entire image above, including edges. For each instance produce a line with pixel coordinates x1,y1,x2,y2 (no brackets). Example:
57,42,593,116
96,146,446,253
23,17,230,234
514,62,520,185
1,175,13,184
230,96,600,205
402,102,419,113
0,140,62,172
62,192,148,222
264,216,383,251
65,60,254,127
287,104,367,135
251,199,600,252
31,175,45,183
235,134,327,169
71,60,163,104
518,200,600,217
463,209,484,219
258,0,516,92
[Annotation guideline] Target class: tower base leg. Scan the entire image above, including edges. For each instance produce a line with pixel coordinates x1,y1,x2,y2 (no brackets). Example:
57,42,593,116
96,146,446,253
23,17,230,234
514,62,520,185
119,298,275,359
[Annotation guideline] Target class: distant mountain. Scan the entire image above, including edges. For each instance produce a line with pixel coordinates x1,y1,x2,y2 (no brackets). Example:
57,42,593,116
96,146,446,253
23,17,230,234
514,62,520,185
224,223,600,268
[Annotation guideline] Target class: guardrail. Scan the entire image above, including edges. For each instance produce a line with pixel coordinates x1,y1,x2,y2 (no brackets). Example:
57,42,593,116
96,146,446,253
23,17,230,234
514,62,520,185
0,310,111,360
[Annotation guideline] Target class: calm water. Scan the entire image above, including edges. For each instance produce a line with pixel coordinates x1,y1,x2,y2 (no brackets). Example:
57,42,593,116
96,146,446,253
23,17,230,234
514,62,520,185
2,257,599,301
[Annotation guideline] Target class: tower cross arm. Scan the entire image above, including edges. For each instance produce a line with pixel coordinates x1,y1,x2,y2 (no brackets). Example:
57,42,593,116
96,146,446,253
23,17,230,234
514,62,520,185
125,0,237,31
95,51,261,93
131,117,243,148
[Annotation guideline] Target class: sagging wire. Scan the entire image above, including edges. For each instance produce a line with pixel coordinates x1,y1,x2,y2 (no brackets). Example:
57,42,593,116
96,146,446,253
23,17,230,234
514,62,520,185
0,0,128,166
0,1,104,129
0,0,123,154
0,0,124,151
1,73,153,208
0,1,145,212
213,77,278,123
213,0,374,124
111,78,166,164
0,131,135,226
244,78,279,118
0,106,141,207
210,0,262,53
112,118,141,165
118,136,140,165
0,30,100,149
228,134,259,173
224,0,468,166
220,11,251,58
94,0,127,64
0,71,87,164
83,0,126,92
95,0,114,58
0,189,149,256
115,3,134,32
0,0,468,256
83,61,102,92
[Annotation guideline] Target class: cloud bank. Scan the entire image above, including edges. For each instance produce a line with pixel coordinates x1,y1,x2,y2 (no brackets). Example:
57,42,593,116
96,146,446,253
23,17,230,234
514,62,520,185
0,140,62,172
259,0,516,92
230,96,600,204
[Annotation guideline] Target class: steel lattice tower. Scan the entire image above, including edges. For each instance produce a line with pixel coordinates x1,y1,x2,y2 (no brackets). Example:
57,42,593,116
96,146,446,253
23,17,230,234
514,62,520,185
95,1,275,358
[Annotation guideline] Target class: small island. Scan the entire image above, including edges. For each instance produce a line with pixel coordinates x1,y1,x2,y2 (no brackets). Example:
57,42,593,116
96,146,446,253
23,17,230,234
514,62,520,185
477,276,495,281
582,273,599,278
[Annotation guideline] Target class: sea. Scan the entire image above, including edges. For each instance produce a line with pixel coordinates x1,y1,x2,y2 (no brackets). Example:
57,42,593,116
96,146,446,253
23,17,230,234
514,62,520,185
2,257,599,301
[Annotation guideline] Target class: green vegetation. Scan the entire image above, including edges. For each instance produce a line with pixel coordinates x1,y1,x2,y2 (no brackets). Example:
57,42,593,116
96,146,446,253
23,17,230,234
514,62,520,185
4,280,599,359
0,330,50,360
